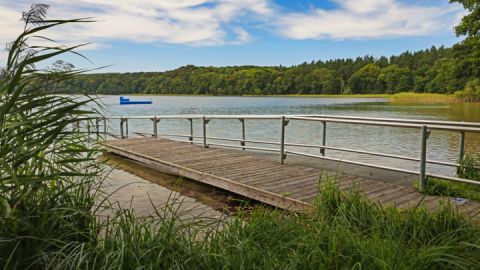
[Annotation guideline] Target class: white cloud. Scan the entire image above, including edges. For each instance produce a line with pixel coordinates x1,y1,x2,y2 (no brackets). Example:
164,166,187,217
0,0,465,54
0,0,271,48
277,0,462,40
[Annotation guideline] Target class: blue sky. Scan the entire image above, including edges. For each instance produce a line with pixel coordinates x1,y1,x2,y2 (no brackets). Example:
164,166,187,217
0,0,464,72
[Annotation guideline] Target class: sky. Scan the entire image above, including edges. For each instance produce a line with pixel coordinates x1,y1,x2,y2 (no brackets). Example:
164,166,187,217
0,0,465,72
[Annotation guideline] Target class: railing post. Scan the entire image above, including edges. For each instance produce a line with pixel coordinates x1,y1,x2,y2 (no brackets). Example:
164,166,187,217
125,118,129,139
188,118,193,144
419,125,428,192
457,131,465,176
202,116,209,148
239,118,245,150
96,117,100,134
152,116,159,138
120,117,129,139
103,117,107,141
280,116,289,164
321,121,327,156
120,117,124,139
95,117,100,141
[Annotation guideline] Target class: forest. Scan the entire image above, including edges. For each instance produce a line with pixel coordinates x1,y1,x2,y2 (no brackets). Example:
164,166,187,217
47,1,480,98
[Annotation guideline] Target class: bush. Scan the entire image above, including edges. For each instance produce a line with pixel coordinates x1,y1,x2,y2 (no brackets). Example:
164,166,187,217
459,153,480,180
455,79,480,102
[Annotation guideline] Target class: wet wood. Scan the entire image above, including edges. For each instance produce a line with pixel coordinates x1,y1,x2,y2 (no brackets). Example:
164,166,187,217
101,138,480,218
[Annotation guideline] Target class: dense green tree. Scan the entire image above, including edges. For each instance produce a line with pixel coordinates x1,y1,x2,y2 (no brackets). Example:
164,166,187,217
379,65,413,93
450,0,480,88
425,59,456,93
348,64,381,94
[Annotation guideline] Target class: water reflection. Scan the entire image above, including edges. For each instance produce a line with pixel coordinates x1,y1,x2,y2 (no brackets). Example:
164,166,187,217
100,154,248,219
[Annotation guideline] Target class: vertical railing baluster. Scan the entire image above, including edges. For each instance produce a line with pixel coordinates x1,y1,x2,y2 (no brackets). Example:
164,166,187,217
203,116,209,148
188,118,193,144
153,116,159,138
321,121,327,156
125,118,129,139
280,116,288,164
239,118,245,150
95,117,100,141
103,117,107,141
120,117,125,139
457,131,466,176
419,125,428,192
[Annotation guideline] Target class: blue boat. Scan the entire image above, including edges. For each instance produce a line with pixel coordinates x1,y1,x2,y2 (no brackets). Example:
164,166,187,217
120,96,152,105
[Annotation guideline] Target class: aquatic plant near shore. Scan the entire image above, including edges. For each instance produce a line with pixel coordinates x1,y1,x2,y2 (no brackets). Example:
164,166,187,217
390,92,456,103
0,4,103,268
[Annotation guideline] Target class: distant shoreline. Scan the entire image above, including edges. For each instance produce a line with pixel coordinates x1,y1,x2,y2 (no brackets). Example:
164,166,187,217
102,93,391,98
95,93,479,103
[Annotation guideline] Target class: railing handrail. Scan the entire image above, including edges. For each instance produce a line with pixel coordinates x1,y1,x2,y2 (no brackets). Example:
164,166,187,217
288,116,480,133
302,114,480,128
101,114,480,133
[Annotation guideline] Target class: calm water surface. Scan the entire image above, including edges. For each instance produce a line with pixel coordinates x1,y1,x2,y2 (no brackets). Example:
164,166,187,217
99,95,480,177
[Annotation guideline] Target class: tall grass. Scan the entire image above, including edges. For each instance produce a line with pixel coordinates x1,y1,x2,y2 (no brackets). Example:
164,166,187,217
0,4,103,269
390,92,456,103
44,178,480,269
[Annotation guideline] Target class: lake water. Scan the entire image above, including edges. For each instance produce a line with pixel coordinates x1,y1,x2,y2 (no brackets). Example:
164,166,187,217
99,95,480,177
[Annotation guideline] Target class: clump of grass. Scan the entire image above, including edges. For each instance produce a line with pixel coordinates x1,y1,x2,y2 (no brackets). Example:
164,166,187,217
423,154,480,200
424,177,480,201
390,92,456,103
459,154,480,180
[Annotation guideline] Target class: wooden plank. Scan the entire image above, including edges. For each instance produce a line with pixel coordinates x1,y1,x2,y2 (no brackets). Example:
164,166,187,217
257,171,321,191
240,167,318,186
378,188,418,204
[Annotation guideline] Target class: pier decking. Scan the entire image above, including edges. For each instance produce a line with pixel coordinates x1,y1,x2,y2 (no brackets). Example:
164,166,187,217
102,137,480,216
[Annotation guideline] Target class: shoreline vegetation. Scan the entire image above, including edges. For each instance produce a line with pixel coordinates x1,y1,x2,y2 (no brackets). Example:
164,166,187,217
108,92,479,104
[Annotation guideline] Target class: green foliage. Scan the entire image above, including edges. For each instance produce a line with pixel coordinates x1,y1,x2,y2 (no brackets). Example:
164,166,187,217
459,153,480,180
424,178,480,201
45,46,460,96
423,154,480,200
450,0,480,90
450,0,480,38
455,79,480,102
348,63,381,93
0,4,103,269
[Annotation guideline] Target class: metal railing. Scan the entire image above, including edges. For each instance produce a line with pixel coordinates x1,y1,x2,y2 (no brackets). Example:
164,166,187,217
94,114,480,191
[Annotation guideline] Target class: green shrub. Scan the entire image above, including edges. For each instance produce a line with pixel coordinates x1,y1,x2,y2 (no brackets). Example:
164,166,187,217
459,154,480,180
455,79,480,102
423,154,480,200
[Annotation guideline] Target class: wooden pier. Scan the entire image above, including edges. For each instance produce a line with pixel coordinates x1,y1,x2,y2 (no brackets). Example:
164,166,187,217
102,137,480,216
